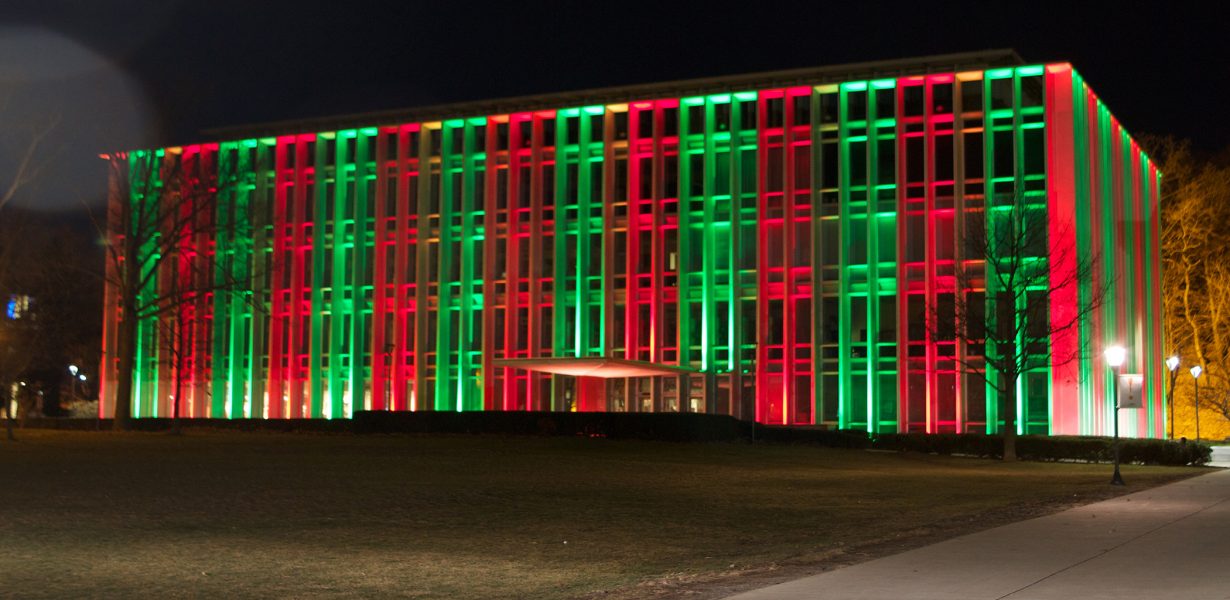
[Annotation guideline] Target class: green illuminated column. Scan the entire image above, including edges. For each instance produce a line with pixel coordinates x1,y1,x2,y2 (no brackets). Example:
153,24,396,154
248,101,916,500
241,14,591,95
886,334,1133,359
436,121,462,411
212,140,255,418
248,138,276,419
350,128,378,417
868,78,898,433
458,118,486,411
131,150,164,418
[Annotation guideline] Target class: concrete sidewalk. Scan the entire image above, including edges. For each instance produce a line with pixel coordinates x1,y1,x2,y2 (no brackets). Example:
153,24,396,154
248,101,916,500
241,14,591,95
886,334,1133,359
728,469,1230,599
1210,445,1230,468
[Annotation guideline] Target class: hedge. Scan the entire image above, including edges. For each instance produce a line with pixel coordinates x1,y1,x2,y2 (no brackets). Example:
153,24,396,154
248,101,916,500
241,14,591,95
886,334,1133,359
871,432,1211,466
352,410,746,442
17,415,1212,466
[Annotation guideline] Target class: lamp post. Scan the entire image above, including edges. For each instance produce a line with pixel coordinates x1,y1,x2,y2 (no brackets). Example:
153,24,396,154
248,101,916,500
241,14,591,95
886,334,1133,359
67,365,80,406
1190,365,1203,441
1166,356,1180,440
1105,345,1127,486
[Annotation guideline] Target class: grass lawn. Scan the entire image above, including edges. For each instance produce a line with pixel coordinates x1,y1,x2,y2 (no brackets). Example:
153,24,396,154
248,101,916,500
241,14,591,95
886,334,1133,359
0,430,1207,599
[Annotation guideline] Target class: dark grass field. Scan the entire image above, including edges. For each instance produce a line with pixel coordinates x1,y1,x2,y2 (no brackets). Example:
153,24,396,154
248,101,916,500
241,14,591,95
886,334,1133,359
0,430,1206,599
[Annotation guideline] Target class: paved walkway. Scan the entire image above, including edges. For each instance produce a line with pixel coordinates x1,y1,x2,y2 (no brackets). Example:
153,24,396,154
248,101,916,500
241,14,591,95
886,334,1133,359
1210,445,1230,468
728,468,1230,599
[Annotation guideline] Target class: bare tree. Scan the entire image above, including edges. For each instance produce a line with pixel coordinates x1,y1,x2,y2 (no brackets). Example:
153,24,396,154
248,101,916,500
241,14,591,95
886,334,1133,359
1151,136,1230,433
0,318,33,441
0,98,57,213
937,198,1106,460
100,149,257,430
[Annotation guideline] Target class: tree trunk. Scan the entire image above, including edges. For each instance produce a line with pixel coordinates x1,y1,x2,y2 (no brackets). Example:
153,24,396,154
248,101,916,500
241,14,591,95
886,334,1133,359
3,395,14,441
171,321,183,436
112,297,136,431
1001,372,1018,461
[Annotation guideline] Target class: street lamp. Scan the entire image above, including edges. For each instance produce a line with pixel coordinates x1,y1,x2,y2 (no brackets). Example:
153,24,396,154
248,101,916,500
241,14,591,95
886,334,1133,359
1190,365,1203,441
1105,345,1127,486
1166,355,1180,439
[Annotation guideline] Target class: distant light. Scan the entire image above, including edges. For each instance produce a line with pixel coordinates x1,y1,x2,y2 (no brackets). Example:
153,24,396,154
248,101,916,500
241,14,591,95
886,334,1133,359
1166,355,1180,372
18,381,26,387
1104,345,1127,368
78,374,87,381
1191,365,1203,379
69,364,79,376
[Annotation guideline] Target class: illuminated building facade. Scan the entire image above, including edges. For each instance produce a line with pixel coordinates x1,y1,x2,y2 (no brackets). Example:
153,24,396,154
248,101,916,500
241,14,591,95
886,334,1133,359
100,50,1165,436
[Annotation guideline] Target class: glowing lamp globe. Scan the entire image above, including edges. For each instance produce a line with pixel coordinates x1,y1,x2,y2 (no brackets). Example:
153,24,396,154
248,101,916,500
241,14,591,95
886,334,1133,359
1104,345,1127,368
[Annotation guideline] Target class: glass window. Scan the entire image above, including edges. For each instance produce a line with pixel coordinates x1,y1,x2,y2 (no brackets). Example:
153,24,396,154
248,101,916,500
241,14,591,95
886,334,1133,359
637,110,653,138
820,93,839,124
907,294,926,341
993,130,1014,178
964,132,984,180
689,154,705,196
905,213,925,262
874,88,895,119
960,79,982,112
793,94,811,125
902,86,924,117
846,90,867,121
849,217,867,264
990,78,1013,110
936,135,954,181
848,141,867,187
820,142,838,189
1023,127,1045,177
664,155,679,199
1020,75,1044,108
614,112,628,141
877,139,895,184
905,137,925,183
737,151,754,195
877,216,896,263
564,118,579,145
687,105,704,133
820,297,839,344
715,103,731,132
767,98,784,128
739,101,758,129
820,219,840,266
932,83,954,114
663,107,679,136
878,295,896,342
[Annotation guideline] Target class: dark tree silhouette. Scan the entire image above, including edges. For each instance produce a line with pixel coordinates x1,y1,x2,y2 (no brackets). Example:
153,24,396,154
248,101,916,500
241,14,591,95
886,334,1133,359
935,197,1106,460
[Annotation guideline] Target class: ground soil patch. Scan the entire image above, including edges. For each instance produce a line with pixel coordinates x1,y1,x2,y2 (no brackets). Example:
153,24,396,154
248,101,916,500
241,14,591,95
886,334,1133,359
0,430,1205,599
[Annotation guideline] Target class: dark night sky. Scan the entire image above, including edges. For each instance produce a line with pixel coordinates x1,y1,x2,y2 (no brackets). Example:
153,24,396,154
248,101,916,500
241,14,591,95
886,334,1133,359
2,0,1228,211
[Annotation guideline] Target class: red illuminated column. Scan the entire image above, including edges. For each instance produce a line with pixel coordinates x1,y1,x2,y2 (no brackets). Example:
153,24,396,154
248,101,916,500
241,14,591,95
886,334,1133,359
1083,91,1106,435
1148,163,1165,437
392,126,416,411
1046,64,1080,435
1128,142,1150,437
265,137,293,418
481,120,499,411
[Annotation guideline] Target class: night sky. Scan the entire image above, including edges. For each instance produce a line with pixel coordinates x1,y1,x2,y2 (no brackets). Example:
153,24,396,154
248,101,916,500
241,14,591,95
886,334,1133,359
2,0,1227,211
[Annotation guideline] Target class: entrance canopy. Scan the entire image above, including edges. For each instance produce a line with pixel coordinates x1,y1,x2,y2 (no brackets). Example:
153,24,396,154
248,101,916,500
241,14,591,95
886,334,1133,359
492,357,698,379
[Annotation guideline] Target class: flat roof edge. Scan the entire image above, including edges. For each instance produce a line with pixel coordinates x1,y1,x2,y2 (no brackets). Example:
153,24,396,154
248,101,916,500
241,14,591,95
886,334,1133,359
203,49,1024,141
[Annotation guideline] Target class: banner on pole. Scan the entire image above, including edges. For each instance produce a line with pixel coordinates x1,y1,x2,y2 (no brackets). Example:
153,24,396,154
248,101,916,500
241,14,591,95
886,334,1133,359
1118,373,1144,409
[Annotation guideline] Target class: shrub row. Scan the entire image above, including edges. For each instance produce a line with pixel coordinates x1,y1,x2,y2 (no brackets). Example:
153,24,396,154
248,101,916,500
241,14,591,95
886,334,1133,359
21,415,1211,466
743,425,872,448
19,417,352,434
352,410,745,442
871,432,1211,466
